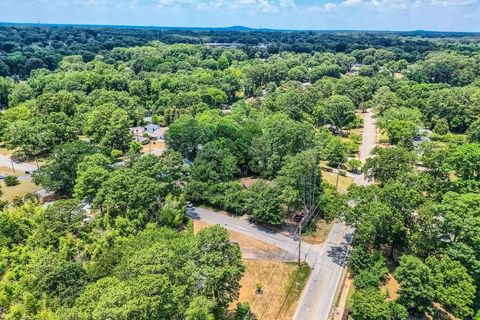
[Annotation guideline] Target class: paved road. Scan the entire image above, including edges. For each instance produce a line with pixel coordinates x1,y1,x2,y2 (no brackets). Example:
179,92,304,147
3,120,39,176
292,109,376,320
188,207,317,263
0,155,37,173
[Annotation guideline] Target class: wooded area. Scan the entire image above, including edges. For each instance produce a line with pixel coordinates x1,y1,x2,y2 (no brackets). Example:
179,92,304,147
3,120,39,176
0,26,479,319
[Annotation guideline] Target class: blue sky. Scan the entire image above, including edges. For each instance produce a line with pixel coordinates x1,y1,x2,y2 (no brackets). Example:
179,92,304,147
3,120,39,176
1,0,479,31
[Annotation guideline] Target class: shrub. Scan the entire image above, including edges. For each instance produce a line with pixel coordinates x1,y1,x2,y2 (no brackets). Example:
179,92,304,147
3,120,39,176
346,159,362,173
4,175,19,187
433,118,449,135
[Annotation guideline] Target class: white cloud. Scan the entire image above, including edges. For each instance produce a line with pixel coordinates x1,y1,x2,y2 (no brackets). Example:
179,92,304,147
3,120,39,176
429,0,477,5
342,0,363,7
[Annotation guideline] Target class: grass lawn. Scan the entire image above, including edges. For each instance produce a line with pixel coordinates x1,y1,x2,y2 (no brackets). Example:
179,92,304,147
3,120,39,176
322,170,354,193
0,180,41,202
302,219,333,244
345,281,355,310
0,166,41,202
234,260,310,320
377,129,390,145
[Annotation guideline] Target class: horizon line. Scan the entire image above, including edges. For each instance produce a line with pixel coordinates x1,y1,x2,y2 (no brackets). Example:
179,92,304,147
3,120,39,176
1,21,479,34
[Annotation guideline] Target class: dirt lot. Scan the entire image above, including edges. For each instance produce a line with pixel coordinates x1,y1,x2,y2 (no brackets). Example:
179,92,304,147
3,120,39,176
302,219,333,244
0,166,41,202
142,140,166,155
322,170,354,193
234,260,310,320
193,220,309,319
381,274,400,301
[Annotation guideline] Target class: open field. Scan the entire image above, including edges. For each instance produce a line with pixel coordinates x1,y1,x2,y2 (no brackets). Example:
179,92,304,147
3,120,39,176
302,219,333,244
234,260,310,320
0,179,41,201
142,140,166,155
193,220,309,319
0,166,41,202
322,170,355,193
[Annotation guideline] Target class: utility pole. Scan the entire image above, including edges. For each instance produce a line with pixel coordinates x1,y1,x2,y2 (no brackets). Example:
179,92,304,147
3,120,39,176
298,222,302,266
10,158,15,173
335,163,341,191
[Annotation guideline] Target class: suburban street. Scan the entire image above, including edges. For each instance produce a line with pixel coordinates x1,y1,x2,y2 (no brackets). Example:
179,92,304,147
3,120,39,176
292,109,376,320
0,154,37,173
189,110,377,320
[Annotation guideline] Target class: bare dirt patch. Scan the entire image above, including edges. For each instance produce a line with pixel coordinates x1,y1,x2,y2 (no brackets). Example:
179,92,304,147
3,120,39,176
142,140,166,155
192,220,284,260
234,260,310,320
302,219,333,244
1,180,41,202
322,170,354,194
381,274,400,301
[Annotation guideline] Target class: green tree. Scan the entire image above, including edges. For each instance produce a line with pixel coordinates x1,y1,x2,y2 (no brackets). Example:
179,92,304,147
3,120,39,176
165,115,201,160
352,288,406,320
83,103,132,152
192,139,237,183
448,143,480,181
372,86,397,116
315,95,355,131
395,255,434,314
33,141,95,196
94,169,161,228
363,147,416,185
185,296,215,320
433,118,449,135
467,119,480,143
196,225,245,310
275,149,322,213
385,120,418,149
248,181,284,225
160,194,186,228
427,255,476,319
251,113,313,177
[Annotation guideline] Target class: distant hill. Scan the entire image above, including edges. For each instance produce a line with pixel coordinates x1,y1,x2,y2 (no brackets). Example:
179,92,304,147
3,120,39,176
1,22,480,35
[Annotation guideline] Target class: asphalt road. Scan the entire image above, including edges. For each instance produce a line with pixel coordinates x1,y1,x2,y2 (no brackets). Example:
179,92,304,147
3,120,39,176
188,207,316,262
292,109,376,320
0,154,38,173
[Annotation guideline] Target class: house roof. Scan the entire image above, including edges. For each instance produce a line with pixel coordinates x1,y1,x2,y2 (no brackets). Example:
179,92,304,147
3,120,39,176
145,124,160,133
149,127,169,138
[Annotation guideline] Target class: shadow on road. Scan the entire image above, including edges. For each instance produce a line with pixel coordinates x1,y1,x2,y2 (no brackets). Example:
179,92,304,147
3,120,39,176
327,233,353,267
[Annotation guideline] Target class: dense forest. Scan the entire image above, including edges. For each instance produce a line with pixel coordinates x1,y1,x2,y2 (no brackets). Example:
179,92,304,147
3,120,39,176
1,24,480,78
0,26,479,319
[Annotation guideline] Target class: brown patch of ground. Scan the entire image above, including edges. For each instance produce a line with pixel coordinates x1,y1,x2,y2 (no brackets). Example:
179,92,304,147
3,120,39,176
302,219,333,244
393,72,404,79
322,170,354,194
0,148,14,157
233,260,310,320
381,274,400,301
0,166,21,176
142,140,166,155
1,180,41,202
193,220,284,259
239,177,260,188
0,167,41,202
